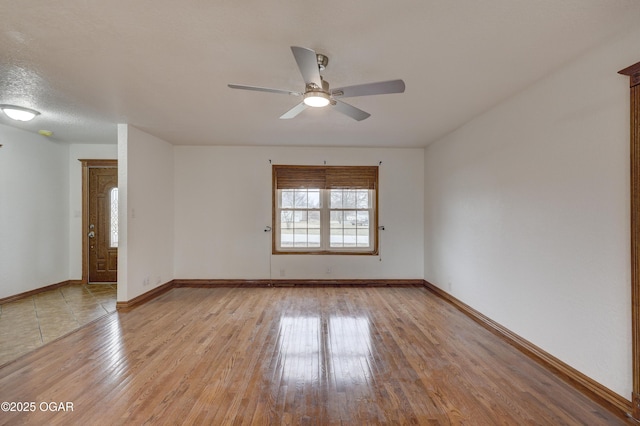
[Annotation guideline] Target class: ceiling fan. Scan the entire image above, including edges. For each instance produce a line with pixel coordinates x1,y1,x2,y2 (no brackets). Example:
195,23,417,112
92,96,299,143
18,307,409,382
228,46,405,121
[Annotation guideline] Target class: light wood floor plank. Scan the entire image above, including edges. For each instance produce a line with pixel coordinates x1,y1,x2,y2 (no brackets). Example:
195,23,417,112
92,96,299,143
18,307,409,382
0,287,632,424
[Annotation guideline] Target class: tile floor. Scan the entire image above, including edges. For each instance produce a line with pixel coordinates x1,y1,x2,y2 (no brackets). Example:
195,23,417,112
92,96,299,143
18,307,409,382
0,283,117,366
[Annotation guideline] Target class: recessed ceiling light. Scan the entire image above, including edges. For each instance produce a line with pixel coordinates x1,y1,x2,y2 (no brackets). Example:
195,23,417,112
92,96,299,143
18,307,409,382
0,105,41,122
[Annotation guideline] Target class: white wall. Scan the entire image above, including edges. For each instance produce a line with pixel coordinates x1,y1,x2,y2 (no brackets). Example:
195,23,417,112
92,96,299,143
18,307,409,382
174,146,424,280
424,28,638,398
67,143,118,280
0,125,70,298
118,125,174,301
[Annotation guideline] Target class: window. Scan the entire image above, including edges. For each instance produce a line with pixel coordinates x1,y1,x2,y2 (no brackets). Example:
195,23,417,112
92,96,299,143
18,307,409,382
273,165,378,254
110,187,118,248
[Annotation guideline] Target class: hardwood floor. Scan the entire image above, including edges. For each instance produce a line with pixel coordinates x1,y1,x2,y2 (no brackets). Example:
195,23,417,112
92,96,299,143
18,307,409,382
0,287,632,424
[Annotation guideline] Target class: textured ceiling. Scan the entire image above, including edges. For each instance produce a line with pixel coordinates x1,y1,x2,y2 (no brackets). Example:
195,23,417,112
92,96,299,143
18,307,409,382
1,1,639,148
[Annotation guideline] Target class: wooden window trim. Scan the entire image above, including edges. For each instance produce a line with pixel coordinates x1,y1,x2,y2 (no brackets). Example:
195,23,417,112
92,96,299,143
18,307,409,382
272,165,379,255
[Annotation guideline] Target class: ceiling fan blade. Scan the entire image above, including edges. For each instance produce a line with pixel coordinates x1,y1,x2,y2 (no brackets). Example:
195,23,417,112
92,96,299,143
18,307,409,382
280,102,308,119
291,46,322,88
331,79,405,98
332,100,371,121
228,84,301,96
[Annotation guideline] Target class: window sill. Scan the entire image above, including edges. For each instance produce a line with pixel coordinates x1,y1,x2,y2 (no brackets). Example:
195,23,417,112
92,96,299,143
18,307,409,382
273,250,379,256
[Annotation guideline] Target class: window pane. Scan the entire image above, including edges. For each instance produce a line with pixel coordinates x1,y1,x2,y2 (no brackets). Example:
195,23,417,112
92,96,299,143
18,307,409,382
294,211,307,223
356,211,369,227
308,229,321,247
280,231,293,247
308,211,321,228
330,210,344,227
330,228,344,247
356,228,370,246
345,210,357,226
294,229,308,246
330,190,342,209
281,190,294,208
308,190,320,208
356,190,369,208
294,190,308,208
280,210,293,247
281,210,294,224
343,190,356,208
110,188,118,248
344,228,357,247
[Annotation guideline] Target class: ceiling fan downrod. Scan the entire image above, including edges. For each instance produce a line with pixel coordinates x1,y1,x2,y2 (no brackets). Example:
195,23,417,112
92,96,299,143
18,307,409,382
316,53,328,71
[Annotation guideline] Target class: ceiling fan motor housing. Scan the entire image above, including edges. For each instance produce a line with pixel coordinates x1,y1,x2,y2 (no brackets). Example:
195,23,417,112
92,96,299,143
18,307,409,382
316,53,328,70
306,78,329,92
303,78,331,107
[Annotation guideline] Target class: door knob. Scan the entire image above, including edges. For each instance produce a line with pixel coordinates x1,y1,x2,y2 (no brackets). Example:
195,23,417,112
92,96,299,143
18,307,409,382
88,231,95,238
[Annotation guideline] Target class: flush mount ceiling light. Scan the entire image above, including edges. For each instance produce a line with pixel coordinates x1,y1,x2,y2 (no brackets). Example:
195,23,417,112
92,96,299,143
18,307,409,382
0,105,41,122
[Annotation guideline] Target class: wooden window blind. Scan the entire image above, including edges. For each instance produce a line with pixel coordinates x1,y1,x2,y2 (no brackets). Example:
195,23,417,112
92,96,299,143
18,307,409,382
273,165,378,190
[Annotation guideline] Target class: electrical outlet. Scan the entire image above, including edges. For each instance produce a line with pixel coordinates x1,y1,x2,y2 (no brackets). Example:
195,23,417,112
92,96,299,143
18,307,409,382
325,267,332,274
279,268,286,277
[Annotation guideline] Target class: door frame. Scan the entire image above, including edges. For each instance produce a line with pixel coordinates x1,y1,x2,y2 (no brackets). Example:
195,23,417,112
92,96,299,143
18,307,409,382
80,159,118,284
619,62,640,419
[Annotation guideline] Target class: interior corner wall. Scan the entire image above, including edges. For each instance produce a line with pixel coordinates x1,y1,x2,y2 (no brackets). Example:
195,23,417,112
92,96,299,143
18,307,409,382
174,146,424,280
118,125,174,302
68,143,118,280
0,124,70,299
116,125,128,303
424,27,640,398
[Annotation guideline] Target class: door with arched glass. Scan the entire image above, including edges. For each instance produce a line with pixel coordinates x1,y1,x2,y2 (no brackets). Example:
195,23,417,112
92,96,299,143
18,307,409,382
87,166,118,282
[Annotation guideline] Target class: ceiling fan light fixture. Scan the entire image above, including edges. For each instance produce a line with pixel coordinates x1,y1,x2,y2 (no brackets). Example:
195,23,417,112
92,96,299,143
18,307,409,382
0,105,40,122
303,91,330,108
